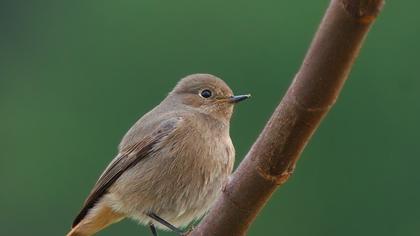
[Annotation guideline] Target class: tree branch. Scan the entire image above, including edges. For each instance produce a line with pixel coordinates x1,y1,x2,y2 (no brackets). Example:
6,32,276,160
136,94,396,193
189,0,384,235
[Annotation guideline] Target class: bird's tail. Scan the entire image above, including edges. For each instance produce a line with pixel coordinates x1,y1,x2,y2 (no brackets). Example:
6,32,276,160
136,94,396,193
66,204,124,236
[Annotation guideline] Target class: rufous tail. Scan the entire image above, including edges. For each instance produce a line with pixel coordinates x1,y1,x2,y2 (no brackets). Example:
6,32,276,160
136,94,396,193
66,204,123,236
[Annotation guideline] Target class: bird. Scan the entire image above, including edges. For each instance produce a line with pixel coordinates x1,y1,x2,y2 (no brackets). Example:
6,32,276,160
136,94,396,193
66,74,250,236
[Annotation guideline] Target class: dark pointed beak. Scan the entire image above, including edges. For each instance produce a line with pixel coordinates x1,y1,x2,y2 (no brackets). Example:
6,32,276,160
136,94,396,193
229,94,251,103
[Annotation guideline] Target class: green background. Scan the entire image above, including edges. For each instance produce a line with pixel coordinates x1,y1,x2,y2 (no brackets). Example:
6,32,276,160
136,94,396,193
1,1,419,235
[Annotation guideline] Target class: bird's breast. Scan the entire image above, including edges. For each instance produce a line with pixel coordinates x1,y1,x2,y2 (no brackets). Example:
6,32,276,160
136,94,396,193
110,117,235,225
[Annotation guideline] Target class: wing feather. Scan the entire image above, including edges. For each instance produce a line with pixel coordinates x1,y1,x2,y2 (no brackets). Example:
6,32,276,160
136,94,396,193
72,118,180,227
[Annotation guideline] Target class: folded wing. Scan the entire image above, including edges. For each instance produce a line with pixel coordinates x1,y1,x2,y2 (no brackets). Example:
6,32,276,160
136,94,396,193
72,117,181,227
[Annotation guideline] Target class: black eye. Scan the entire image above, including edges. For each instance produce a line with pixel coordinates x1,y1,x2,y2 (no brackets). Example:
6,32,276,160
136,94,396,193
200,89,212,98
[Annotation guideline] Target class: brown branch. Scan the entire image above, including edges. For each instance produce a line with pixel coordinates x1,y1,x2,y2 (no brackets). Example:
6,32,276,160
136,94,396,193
189,0,384,235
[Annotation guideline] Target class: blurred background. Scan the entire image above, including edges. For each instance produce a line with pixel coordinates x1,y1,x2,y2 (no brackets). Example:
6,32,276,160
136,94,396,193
1,0,419,235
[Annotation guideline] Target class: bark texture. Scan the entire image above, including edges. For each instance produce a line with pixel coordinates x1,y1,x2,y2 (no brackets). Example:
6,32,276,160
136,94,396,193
189,0,384,235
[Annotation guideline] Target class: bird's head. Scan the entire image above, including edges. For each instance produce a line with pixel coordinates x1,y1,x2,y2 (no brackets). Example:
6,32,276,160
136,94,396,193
169,74,250,122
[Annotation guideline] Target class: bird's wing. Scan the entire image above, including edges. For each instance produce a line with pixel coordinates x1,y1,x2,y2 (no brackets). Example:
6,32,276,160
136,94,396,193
72,117,181,227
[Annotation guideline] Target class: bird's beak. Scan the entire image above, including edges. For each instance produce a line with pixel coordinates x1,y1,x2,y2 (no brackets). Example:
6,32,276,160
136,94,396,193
229,94,251,103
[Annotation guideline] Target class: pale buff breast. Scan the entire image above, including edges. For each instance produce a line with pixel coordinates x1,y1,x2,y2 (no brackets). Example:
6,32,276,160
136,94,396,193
105,115,235,229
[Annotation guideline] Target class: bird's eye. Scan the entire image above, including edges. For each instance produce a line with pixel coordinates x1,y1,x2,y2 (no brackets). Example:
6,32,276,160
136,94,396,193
200,89,212,98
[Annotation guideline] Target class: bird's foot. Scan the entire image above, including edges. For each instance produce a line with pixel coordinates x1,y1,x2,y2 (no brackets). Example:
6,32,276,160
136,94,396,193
149,223,158,236
147,212,184,235
180,226,194,236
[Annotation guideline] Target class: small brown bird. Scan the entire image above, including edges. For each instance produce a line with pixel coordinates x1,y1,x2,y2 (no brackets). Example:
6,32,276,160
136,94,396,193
67,74,250,236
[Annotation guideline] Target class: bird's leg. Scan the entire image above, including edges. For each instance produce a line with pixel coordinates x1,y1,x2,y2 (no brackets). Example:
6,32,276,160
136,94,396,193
147,212,184,235
149,223,158,236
